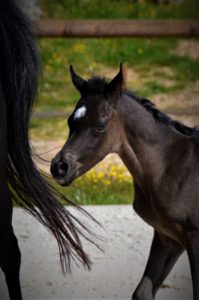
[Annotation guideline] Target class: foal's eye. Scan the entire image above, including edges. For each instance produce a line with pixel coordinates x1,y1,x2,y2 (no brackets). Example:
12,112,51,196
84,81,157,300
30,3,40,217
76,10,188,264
94,123,106,135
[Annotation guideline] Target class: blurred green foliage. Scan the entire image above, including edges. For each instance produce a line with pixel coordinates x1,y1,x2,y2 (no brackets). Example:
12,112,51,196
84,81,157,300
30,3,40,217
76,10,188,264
38,0,199,19
35,37,199,115
34,0,199,118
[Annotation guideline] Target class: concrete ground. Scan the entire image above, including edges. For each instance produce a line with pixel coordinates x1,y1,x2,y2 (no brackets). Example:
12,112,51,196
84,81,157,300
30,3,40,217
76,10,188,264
0,206,192,300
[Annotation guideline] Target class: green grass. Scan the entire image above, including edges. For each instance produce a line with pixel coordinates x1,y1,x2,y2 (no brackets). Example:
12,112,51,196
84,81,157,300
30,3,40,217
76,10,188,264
38,0,199,20
51,178,133,205
30,117,68,140
35,37,199,114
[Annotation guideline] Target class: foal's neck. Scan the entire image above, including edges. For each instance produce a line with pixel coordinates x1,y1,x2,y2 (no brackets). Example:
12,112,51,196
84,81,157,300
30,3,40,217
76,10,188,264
117,94,185,187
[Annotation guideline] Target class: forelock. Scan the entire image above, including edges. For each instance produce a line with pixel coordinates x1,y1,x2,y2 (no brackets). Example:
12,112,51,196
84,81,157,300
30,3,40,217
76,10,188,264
86,77,108,94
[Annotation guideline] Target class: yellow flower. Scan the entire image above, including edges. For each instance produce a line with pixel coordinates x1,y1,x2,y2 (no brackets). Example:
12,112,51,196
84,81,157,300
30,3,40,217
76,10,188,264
138,48,144,54
73,43,86,54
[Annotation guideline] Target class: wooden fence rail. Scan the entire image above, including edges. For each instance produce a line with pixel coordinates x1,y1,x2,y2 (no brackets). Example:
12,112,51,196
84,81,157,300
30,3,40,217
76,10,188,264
34,20,199,38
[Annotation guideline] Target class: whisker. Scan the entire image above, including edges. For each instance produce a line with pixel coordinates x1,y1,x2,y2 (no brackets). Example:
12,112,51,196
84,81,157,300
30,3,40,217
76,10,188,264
38,145,62,156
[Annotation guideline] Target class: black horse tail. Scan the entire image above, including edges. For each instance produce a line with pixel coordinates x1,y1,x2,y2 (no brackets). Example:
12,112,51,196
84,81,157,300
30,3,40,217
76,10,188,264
0,0,100,272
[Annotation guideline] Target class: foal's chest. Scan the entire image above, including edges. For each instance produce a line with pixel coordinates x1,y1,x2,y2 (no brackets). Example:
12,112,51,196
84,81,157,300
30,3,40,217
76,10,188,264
133,189,184,245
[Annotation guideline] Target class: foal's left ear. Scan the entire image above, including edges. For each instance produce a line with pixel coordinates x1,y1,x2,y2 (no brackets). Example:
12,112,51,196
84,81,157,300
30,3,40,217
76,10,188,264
106,63,126,103
69,65,88,94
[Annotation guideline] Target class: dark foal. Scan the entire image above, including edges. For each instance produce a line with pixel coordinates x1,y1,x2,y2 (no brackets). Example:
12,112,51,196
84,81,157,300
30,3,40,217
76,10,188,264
0,1,99,299
51,64,199,300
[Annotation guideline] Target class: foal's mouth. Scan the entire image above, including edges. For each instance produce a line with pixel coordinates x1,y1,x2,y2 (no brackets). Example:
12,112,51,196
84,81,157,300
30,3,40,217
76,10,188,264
54,176,72,186
52,170,78,186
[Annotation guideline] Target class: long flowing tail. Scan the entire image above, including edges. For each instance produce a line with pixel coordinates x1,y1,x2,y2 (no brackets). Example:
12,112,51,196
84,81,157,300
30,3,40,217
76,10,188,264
0,0,100,272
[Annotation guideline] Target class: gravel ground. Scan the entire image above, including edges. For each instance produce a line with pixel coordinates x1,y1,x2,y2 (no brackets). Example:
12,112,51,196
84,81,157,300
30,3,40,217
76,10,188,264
0,206,192,300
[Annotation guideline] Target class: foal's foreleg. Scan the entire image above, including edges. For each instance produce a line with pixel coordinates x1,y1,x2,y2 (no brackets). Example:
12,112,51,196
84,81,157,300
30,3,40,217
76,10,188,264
0,184,22,300
186,230,199,300
132,230,184,300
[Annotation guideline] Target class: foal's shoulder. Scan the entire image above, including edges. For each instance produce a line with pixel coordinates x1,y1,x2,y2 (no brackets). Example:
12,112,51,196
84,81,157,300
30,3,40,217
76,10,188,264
190,135,199,154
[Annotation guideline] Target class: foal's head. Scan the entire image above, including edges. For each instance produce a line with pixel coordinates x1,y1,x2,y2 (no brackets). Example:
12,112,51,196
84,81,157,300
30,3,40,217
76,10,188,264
51,64,125,186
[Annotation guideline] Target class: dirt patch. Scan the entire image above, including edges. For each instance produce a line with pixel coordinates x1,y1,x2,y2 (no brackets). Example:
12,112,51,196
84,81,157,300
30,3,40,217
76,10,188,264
172,39,199,60
144,66,178,89
153,80,199,125
98,65,143,91
97,65,139,80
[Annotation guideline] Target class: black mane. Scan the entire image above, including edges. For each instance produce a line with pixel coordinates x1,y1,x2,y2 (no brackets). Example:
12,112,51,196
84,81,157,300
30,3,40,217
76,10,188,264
126,91,199,137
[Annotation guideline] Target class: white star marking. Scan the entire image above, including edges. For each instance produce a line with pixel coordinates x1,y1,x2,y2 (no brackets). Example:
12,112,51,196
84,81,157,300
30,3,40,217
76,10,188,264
74,106,87,120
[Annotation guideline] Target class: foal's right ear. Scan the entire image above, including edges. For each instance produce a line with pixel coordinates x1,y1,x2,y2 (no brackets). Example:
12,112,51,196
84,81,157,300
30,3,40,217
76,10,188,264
106,63,126,104
69,65,88,94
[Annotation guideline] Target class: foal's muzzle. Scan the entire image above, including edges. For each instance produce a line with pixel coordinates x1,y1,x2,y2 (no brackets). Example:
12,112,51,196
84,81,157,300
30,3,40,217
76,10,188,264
50,160,69,178
50,153,79,186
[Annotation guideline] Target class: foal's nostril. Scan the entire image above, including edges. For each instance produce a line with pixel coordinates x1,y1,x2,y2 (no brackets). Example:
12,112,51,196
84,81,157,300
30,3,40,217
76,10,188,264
57,161,68,176
51,160,68,178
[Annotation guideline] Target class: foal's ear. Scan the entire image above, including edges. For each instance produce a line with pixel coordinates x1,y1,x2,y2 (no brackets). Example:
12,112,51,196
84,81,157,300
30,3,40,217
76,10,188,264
69,65,88,94
106,63,126,103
